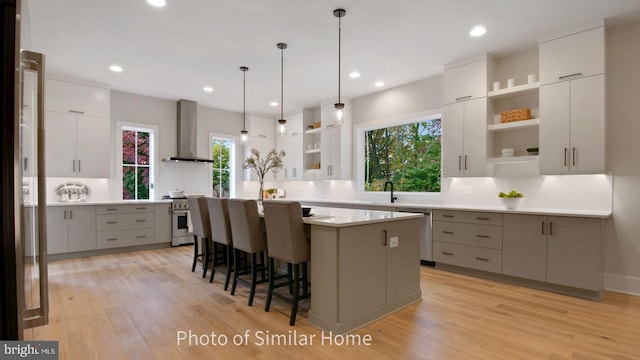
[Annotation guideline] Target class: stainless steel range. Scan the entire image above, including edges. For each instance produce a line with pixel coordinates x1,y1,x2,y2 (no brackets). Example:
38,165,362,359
168,197,194,246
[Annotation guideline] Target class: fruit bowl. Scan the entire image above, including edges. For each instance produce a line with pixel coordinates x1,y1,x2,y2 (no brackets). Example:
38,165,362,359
500,197,524,210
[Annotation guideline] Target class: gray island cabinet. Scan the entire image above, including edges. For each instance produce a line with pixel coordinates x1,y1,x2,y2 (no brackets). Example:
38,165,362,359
305,207,423,333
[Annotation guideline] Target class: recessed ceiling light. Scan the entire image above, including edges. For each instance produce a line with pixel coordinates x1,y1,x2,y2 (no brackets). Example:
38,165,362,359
349,71,361,78
109,65,123,72
270,102,279,107
146,0,166,7
203,86,214,93
469,25,487,37
375,81,385,87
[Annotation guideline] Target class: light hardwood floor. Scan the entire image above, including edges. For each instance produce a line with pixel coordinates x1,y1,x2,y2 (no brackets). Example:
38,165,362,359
34,246,640,359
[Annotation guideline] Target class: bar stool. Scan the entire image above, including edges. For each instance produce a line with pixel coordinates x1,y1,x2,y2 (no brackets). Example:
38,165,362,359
188,196,212,279
227,199,268,306
207,197,233,290
262,201,310,326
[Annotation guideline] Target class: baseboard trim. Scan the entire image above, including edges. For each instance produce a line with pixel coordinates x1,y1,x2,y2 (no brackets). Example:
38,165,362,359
604,273,640,296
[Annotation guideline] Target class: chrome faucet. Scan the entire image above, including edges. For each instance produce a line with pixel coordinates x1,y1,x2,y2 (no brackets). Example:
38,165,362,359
384,181,398,203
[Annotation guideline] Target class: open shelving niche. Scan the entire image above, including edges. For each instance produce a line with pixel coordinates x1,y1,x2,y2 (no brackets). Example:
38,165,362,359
303,126,322,176
486,52,541,176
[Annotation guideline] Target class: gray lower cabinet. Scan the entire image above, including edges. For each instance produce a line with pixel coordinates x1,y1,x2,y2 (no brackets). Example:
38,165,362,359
433,210,503,273
96,204,156,249
436,210,604,292
155,203,171,244
502,214,547,282
502,214,602,291
546,216,602,291
46,205,97,254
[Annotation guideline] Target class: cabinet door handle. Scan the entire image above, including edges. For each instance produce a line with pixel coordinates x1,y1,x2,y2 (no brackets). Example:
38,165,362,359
475,257,490,262
106,238,118,241
326,124,336,128
382,230,388,246
136,207,146,210
293,168,297,178
476,217,490,221
78,160,81,172
455,95,472,102
549,222,554,235
136,219,146,223
72,159,76,172
442,214,454,218
564,148,568,166
23,157,28,171
475,234,490,238
136,235,147,239
284,168,287,178
458,155,462,171
441,251,454,256
106,221,118,224
572,147,576,166
442,230,454,235
258,134,267,138
464,155,468,170
541,221,545,235
106,208,117,211
558,73,582,80
69,210,73,219
68,109,85,114
63,210,67,220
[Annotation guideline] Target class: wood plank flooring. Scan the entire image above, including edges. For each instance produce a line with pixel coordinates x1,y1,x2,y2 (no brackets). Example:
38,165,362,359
34,246,640,359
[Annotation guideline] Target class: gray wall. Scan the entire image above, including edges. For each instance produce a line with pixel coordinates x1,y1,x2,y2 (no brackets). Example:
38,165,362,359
604,20,640,292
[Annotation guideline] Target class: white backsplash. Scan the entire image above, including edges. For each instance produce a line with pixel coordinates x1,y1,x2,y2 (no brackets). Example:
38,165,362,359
155,161,212,198
246,173,612,212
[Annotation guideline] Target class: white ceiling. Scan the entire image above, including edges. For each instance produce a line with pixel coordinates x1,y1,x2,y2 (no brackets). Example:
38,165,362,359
26,0,640,116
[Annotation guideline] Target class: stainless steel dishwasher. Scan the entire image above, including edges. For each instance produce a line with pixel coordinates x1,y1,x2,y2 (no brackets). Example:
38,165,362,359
397,207,433,266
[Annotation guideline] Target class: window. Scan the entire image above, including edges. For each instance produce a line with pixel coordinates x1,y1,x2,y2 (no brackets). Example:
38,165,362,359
211,136,235,198
122,127,154,200
363,116,441,193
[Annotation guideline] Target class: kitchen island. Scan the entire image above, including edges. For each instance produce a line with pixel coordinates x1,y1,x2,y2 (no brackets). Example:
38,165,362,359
301,207,423,333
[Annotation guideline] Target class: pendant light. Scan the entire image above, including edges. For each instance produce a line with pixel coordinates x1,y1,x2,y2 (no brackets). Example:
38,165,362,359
277,43,287,136
333,8,346,124
240,66,249,144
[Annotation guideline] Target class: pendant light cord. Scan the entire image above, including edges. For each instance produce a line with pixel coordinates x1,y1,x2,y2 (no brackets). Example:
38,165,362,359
337,14,341,104
243,70,246,130
281,46,284,120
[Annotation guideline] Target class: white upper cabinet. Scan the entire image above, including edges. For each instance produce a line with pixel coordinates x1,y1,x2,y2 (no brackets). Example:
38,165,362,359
45,77,111,178
539,75,605,174
442,98,487,177
283,110,304,137
245,114,276,182
248,113,275,139
539,26,605,86
443,57,487,105
46,78,110,118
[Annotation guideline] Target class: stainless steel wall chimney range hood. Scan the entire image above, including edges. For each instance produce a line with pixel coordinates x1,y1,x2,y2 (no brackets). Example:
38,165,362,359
163,99,213,163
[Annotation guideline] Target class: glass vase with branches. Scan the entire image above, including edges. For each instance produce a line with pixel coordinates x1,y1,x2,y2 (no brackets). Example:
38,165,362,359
243,148,285,202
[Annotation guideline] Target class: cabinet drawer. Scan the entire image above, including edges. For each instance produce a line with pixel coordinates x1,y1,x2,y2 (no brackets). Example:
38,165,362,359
433,221,502,249
97,228,155,249
432,210,502,225
96,204,155,215
434,242,502,273
96,213,155,231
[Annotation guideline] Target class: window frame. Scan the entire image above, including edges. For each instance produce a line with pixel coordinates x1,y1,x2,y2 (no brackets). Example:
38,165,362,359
116,122,157,200
209,132,237,198
355,109,443,195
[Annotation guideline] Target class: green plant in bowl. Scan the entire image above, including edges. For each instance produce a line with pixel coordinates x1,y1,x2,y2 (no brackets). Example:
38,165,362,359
498,190,524,209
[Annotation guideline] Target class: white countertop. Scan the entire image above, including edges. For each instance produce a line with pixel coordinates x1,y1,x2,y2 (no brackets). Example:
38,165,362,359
302,206,424,228
46,199,171,207
289,199,611,219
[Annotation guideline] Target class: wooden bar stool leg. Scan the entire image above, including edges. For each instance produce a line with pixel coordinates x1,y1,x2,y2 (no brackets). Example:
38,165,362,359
231,248,241,295
223,245,233,290
191,235,198,272
265,257,275,312
202,238,210,279
248,253,258,306
302,262,309,296
290,263,300,326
